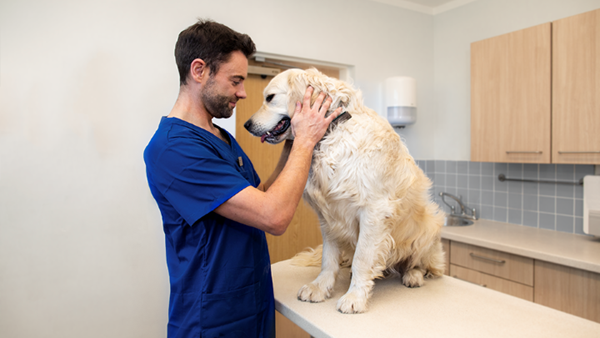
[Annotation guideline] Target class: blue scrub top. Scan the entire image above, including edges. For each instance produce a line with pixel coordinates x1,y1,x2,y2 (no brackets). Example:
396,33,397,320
144,117,275,338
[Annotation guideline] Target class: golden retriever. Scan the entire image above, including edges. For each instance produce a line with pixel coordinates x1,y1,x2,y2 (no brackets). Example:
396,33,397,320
244,68,445,314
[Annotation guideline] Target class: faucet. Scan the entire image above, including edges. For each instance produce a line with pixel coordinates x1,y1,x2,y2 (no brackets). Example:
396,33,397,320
439,192,478,220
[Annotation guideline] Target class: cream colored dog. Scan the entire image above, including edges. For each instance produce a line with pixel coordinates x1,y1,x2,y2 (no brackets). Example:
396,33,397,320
244,68,445,314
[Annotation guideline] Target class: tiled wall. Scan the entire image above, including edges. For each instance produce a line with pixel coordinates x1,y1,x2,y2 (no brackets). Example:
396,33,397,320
416,160,596,235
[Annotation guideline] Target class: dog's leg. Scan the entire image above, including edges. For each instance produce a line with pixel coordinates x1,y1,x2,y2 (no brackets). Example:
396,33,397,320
297,234,341,303
336,213,389,314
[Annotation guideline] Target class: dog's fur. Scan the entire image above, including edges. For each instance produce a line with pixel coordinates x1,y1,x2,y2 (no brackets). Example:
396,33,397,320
244,68,445,314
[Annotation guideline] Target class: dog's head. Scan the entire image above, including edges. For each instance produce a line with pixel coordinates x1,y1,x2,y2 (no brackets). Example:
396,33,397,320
244,68,352,144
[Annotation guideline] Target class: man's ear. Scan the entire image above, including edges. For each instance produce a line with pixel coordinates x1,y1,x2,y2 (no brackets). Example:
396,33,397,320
190,58,208,84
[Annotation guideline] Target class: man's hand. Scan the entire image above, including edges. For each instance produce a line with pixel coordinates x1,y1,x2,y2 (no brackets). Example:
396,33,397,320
291,86,343,148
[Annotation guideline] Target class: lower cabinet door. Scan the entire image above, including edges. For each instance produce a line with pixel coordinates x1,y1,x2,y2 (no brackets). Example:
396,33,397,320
534,260,600,323
450,264,534,301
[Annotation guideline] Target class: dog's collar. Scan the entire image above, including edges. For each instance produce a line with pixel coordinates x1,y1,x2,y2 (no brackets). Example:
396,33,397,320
324,111,352,137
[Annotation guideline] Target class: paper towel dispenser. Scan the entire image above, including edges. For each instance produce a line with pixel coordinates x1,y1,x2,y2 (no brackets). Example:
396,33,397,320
385,77,416,128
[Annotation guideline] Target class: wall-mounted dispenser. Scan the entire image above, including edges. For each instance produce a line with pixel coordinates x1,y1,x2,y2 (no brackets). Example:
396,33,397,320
385,76,416,128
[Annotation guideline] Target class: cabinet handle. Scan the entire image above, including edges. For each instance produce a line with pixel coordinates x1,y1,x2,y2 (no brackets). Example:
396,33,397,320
453,275,487,288
557,151,600,154
506,151,542,154
469,253,506,264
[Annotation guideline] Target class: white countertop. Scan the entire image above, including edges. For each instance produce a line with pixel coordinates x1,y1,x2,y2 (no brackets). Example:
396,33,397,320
272,259,600,338
441,219,600,273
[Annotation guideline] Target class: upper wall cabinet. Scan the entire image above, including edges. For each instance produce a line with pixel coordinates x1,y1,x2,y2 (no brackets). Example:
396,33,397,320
471,23,551,163
471,8,600,165
552,9,600,165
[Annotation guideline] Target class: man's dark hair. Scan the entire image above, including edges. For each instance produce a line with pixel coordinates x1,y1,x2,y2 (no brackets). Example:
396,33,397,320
175,19,256,86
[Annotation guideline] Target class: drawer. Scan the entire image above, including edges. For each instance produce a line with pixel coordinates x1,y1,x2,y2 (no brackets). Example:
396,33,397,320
450,242,534,286
450,264,534,301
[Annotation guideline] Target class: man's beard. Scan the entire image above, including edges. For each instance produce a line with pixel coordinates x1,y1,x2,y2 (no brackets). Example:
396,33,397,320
201,76,236,119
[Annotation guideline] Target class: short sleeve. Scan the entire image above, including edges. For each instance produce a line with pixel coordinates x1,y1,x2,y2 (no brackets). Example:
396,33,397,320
165,155,251,226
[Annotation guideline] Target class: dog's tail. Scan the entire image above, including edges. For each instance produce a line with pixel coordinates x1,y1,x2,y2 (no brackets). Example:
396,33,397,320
291,245,323,267
290,245,352,268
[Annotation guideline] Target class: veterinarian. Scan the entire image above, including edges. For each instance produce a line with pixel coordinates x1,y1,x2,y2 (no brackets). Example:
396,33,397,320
143,19,341,338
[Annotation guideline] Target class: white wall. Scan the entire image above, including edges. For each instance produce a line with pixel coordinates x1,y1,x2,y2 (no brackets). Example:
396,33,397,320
433,0,600,160
0,1,433,337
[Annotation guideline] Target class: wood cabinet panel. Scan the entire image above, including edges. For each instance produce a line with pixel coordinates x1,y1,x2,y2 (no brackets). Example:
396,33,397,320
450,264,533,301
552,9,600,165
534,260,600,323
450,242,534,286
471,23,551,163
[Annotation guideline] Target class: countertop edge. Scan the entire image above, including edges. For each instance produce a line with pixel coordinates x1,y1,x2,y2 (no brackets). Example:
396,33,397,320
441,220,600,274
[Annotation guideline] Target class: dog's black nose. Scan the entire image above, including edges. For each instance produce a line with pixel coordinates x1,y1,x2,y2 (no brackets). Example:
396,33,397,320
244,119,253,131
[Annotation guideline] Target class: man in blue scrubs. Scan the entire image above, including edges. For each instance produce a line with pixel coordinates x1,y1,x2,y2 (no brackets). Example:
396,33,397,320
144,20,341,337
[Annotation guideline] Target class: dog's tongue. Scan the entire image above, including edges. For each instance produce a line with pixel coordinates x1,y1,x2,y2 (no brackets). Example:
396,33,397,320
261,134,267,143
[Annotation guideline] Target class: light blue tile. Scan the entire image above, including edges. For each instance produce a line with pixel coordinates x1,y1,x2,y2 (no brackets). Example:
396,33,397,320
523,164,538,179
435,174,446,187
523,182,538,196
494,178,508,192
457,174,469,189
575,199,584,217
539,164,556,179
523,195,538,211
556,198,574,216
481,162,494,176
482,191,494,206
556,184,574,198
482,176,494,191
556,215,574,233
508,209,522,225
494,192,507,208
494,207,507,222
575,164,594,177
508,181,523,194
557,164,574,180
480,206,494,220
539,183,556,197
508,193,522,210
494,163,508,175
469,175,481,190
457,161,469,175
523,211,538,228
446,174,456,187
575,184,583,199
575,217,585,235
539,213,556,230
468,190,481,204
539,196,555,213
508,163,523,178
469,162,481,175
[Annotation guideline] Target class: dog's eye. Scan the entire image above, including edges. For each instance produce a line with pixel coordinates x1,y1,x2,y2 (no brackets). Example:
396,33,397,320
266,94,275,103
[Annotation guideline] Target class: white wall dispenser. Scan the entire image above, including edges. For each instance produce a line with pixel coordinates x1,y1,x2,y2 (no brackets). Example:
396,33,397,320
385,76,417,128
584,175,600,237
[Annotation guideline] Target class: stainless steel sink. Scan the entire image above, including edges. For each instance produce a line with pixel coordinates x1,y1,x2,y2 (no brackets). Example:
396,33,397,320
443,215,474,226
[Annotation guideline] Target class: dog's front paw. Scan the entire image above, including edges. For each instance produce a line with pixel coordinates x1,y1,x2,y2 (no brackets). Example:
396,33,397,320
336,291,368,314
297,283,331,303
402,268,424,288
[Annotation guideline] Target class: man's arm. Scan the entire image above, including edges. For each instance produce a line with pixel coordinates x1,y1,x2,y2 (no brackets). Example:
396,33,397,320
215,87,341,235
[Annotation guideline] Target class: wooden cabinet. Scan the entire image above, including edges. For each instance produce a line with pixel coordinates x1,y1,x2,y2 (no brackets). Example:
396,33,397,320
535,260,600,323
552,9,600,165
449,242,534,301
471,23,551,163
447,240,600,324
471,9,600,165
